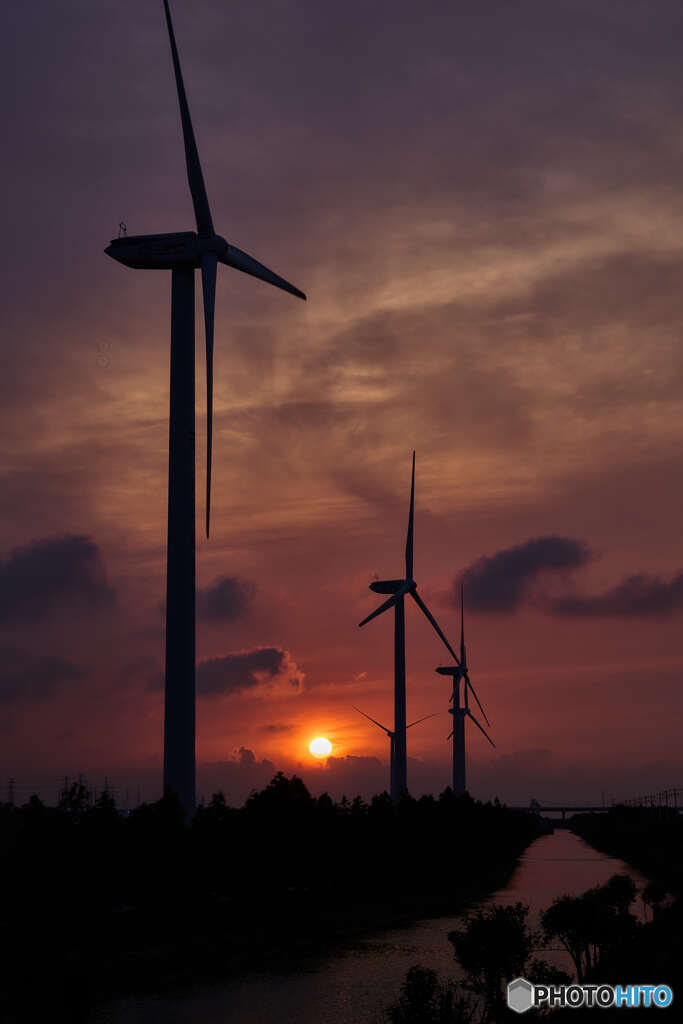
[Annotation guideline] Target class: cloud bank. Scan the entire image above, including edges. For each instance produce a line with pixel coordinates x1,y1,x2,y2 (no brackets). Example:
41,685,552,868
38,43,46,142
458,535,591,613
457,537,683,619
549,572,683,618
0,535,114,624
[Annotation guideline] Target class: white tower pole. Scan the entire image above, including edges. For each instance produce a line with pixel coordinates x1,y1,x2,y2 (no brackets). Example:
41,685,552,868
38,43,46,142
453,674,466,796
393,596,407,801
163,266,196,819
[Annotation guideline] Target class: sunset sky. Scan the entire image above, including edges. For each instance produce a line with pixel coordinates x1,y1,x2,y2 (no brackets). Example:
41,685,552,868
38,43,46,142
3,0,683,806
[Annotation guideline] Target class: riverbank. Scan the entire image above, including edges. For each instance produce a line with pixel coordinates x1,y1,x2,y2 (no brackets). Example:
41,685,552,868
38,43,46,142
570,806,683,891
536,810,683,1022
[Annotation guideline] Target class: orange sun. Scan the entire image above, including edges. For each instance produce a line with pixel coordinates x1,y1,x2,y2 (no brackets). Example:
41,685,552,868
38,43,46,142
309,736,333,758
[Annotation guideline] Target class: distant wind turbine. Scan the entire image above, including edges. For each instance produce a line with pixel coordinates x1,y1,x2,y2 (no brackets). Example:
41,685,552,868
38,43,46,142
105,0,305,818
436,584,494,796
359,452,460,802
353,705,439,797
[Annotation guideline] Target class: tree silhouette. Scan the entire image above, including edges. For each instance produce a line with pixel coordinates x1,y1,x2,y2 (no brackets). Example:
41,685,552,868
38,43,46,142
448,902,570,1022
642,879,669,920
58,781,90,815
386,966,475,1024
541,874,638,981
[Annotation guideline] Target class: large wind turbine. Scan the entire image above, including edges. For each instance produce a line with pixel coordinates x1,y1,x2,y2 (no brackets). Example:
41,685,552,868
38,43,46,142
359,453,460,802
436,585,494,796
105,1,305,817
353,705,438,798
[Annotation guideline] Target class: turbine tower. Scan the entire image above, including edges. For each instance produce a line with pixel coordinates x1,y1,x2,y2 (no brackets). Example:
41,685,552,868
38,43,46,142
359,453,460,802
436,585,494,795
353,705,438,797
105,1,305,818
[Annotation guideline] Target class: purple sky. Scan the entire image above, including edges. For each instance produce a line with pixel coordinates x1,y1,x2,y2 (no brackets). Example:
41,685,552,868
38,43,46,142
3,0,683,806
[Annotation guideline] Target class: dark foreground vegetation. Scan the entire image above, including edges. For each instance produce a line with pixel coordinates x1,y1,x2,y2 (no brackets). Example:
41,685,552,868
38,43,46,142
0,774,539,1022
387,873,678,1022
388,807,682,1022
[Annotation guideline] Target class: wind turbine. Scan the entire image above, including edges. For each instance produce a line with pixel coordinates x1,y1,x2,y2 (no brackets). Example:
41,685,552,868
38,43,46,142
359,452,461,802
105,1,305,818
353,705,439,798
436,584,494,796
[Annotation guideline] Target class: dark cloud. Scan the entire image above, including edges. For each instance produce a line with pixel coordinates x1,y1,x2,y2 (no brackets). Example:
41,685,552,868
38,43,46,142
458,536,591,613
197,575,256,622
549,572,683,618
197,647,305,697
0,535,115,624
261,723,294,734
459,537,683,618
0,646,84,703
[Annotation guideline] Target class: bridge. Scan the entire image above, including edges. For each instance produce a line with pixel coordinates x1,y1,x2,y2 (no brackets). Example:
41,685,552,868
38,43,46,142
509,788,683,821
508,805,613,821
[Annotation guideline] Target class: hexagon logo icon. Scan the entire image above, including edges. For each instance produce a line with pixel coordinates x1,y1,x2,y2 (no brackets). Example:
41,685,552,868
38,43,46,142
508,977,534,1014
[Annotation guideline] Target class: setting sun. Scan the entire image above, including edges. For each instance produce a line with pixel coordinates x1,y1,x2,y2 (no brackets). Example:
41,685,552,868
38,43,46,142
309,736,333,758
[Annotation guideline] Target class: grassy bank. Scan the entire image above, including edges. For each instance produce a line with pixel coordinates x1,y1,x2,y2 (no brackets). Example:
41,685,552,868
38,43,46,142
570,805,683,890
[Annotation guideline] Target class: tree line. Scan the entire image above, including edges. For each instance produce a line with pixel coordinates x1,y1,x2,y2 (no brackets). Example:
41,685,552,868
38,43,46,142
0,774,540,1022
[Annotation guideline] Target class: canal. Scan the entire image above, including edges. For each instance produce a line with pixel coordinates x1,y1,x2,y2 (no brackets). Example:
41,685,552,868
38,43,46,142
92,829,648,1024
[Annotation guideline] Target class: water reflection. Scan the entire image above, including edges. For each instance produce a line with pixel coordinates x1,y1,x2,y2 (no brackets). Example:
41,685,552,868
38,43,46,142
489,829,648,915
91,830,648,1024
480,829,648,975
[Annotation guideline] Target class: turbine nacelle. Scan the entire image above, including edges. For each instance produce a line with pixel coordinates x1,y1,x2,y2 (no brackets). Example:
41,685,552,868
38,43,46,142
105,231,228,270
106,232,305,299
369,578,415,595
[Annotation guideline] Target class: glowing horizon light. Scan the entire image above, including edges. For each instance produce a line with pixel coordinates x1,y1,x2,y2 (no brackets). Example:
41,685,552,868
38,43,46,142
309,736,333,758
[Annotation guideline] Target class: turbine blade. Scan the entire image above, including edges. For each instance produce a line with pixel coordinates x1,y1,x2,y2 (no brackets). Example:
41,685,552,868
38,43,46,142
162,0,214,237
358,592,400,627
201,250,217,538
405,451,415,579
407,712,439,729
467,709,496,748
410,590,460,665
464,670,491,727
359,581,411,627
447,730,453,741
353,705,390,734
221,244,306,300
